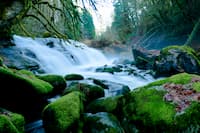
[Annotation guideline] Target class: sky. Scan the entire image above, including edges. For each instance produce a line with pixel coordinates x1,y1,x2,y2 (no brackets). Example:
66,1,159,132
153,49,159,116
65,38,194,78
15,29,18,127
79,0,114,34
90,1,114,34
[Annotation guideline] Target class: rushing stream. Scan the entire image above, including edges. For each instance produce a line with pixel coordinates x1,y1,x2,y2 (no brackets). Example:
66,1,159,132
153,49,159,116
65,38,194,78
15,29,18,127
11,35,157,133
13,35,155,90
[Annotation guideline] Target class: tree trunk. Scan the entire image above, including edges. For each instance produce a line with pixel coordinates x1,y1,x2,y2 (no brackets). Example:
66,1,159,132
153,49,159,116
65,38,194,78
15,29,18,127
185,18,200,46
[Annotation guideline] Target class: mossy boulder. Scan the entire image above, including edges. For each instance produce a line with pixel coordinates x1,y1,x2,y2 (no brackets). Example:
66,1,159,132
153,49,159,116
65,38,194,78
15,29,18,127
122,73,200,132
83,112,124,133
132,46,160,70
42,92,83,133
96,66,122,74
93,79,109,89
0,57,3,66
0,67,53,121
86,96,125,114
154,45,200,77
64,73,84,80
37,74,66,95
63,83,105,103
0,108,25,133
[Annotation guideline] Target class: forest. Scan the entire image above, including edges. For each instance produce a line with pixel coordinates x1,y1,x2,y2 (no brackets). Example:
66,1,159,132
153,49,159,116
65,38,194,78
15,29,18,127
0,0,200,133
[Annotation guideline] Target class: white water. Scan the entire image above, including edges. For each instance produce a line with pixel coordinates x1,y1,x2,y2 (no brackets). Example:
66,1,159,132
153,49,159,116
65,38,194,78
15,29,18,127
13,35,155,89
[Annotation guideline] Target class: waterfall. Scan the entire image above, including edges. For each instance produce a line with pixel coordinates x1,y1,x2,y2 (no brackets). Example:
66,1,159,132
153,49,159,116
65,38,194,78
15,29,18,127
12,35,155,89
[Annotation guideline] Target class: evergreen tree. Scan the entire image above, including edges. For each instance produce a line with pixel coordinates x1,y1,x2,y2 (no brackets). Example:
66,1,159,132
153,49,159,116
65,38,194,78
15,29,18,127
80,9,95,39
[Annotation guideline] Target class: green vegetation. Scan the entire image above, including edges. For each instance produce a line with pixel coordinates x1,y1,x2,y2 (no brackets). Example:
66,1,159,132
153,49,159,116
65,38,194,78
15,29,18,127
83,112,124,133
63,83,104,103
175,102,200,131
99,0,200,47
42,91,83,133
37,74,66,94
124,88,175,127
0,0,97,40
86,96,122,113
0,108,25,133
193,83,200,92
64,73,84,80
0,67,53,95
80,9,95,39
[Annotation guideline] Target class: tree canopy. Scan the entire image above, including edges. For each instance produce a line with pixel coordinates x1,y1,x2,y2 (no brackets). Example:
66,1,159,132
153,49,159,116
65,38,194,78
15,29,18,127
0,0,97,40
108,0,200,48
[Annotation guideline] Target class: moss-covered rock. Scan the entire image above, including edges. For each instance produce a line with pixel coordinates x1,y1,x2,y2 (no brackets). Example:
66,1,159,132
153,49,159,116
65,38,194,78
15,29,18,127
83,112,124,133
37,74,66,95
86,96,124,114
42,92,83,133
64,73,84,80
122,72,200,132
96,66,122,74
154,45,200,77
0,108,25,133
0,57,3,66
0,67,53,121
63,83,105,103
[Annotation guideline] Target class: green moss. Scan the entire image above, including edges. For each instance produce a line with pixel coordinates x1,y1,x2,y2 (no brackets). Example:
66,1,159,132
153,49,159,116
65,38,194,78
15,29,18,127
37,74,66,94
143,73,192,89
0,115,19,133
86,96,122,113
193,83,200,92
64,83,104,103
0,57,3,66
42,92,83,133
10,113,25,133
161,45,200,65
175,102,200,131
0,109,25,132
0,67,53,95
126,88,175,126
83,112,123,133
64,74,84,80
161,45,195,55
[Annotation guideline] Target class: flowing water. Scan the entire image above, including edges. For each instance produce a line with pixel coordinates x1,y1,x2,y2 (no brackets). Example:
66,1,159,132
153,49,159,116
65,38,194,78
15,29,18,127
13,35,155,90
12,35,157,133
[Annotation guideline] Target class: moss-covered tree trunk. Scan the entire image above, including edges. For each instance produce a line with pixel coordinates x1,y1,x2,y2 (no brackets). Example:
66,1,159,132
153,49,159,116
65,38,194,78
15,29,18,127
184,18,200,46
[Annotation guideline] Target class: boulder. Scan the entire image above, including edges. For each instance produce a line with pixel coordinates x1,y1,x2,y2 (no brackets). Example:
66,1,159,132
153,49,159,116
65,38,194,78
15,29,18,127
42,92,83,133
83,112,124,133
132,46,160,70
63,83,104,103
64,73,84,80
0,47,40,72
0,67,53,121
154,45,200,77
122,73,200,132
0,108,25,133
37,74,66,95
96,65,122,74
86,96,124,114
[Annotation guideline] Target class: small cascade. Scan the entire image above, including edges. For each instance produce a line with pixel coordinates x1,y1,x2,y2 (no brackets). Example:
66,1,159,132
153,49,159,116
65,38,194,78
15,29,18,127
12,35,155,89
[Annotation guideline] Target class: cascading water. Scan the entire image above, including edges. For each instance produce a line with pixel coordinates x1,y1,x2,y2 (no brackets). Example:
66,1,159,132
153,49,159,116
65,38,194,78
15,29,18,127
13,35,155,89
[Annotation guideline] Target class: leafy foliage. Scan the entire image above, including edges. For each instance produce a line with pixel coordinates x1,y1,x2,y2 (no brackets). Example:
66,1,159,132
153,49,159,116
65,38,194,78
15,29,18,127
80,9,95,39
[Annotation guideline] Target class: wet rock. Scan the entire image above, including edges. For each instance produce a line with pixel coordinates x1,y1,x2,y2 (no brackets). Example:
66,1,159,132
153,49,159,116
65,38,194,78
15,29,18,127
83,112,124,133
86,96,124,114
0,47,40,71
64,73,84,80
63,83,104,103
96,65,122,74
122,73,200,132
37,74,66,95
0,108,25,133
0,67,53,122
154,45,200,77
42,92,83,133
132,46,160,70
